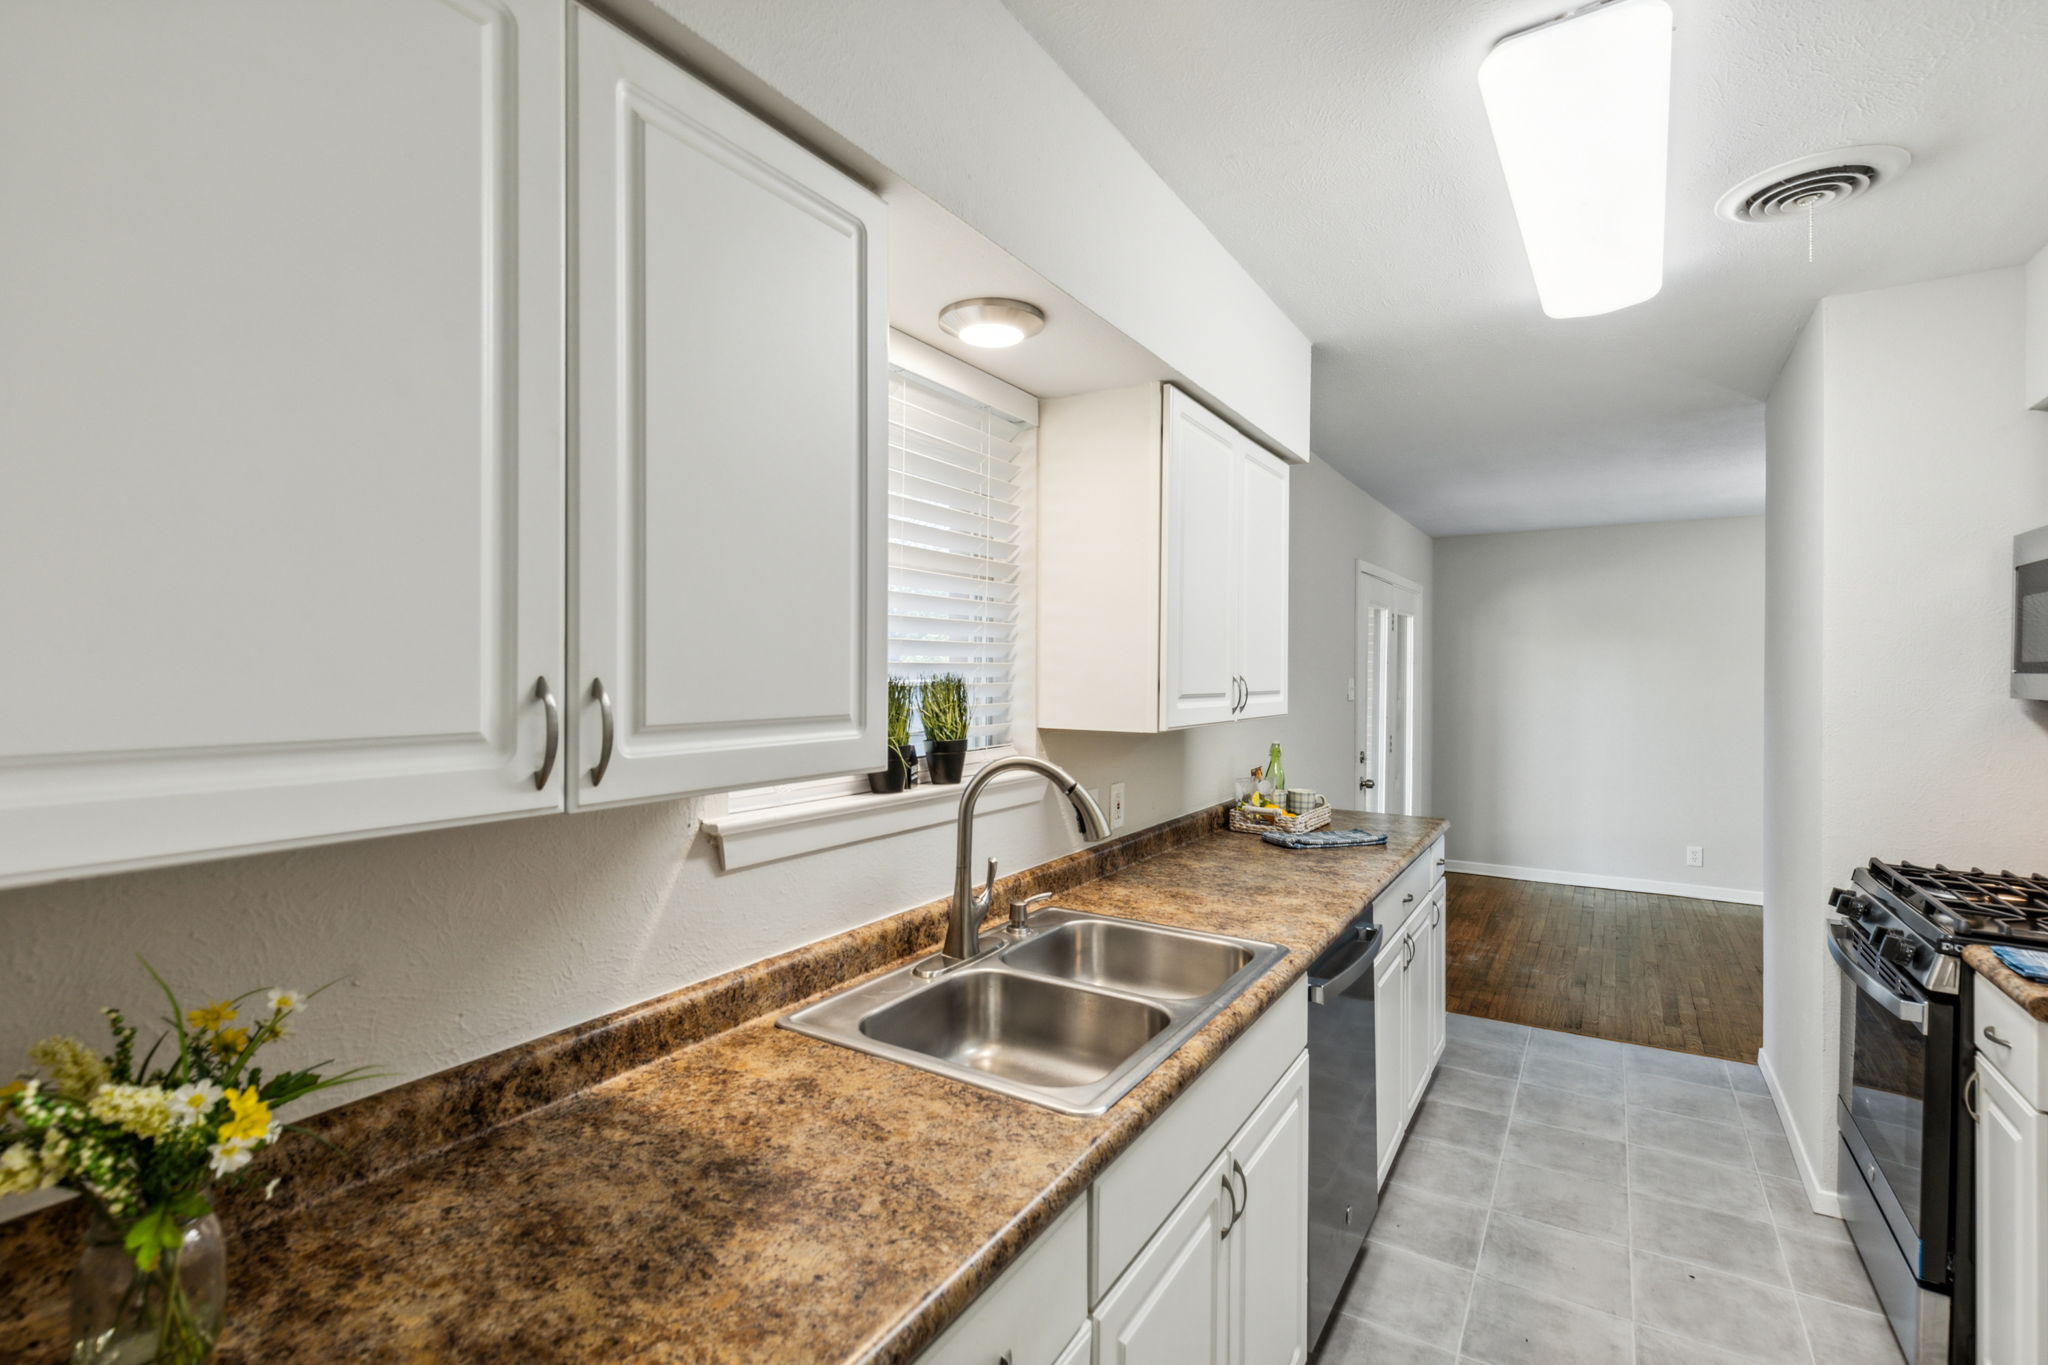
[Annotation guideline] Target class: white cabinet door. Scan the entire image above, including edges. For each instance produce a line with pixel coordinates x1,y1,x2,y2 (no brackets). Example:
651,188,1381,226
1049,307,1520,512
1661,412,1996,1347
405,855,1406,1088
1421,887,1448,1082
1160,389,1243,730
1234,445,1290,720
0,0,566,888
1095,1153,1233,1365
1375,939,1410,1185
572,9,886,807
1231,1054,1309,1365
1976,1057,2046,1365
1401,917,1434,1124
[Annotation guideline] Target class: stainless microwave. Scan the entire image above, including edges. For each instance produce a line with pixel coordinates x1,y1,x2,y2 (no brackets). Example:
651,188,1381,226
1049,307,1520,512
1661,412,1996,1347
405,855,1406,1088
2016,526,2048,699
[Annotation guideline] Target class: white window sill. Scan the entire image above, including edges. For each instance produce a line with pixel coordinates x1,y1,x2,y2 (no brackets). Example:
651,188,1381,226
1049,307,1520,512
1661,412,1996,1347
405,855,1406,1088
704,768,1044,871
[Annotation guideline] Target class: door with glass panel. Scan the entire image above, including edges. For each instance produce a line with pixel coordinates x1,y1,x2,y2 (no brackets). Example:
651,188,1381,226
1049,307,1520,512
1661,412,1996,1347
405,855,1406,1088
1355,564,1420,815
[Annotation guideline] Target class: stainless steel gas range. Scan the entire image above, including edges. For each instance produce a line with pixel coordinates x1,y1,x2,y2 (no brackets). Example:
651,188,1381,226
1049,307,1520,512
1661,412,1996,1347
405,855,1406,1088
1829,860,2048,1364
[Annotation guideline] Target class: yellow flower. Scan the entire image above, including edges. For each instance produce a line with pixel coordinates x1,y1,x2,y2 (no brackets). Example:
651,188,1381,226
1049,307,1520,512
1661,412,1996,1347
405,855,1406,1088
27,1036,107,1098
187,1001,239,1033
214,1027,250,1054
219,1086,272,1145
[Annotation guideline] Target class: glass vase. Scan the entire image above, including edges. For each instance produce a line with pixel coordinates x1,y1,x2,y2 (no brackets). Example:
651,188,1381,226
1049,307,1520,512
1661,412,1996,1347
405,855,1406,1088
71,1202,226,1365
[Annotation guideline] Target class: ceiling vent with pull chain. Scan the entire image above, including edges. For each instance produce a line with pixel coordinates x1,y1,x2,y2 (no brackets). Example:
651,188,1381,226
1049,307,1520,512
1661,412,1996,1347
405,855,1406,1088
1715,145,1911,224
1714,145,1910,260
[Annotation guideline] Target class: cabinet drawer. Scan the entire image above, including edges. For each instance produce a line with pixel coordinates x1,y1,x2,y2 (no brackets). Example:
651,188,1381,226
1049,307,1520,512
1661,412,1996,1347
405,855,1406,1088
1975,974,2047,1110
1377,840,1443,932
1091,981,1307,1301
919,1198,1088,1365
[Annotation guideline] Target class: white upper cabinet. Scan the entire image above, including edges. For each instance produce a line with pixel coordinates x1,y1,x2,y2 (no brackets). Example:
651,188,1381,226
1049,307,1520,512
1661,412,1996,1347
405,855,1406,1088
1160,397,1244,728
0,0,567,887
1040,385,1292,733
571,8,886,807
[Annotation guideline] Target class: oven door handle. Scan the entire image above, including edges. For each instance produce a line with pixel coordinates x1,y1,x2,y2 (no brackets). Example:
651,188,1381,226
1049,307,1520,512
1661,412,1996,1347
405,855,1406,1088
1827,922,1929,1034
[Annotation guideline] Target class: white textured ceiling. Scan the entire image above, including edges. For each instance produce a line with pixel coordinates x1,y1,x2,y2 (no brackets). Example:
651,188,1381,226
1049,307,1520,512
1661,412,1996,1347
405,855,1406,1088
1001,0,2048,534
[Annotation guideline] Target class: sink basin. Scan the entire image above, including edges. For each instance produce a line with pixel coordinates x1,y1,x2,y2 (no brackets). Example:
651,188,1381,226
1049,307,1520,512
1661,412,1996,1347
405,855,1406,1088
1000,919,1254,1000
780,908,1287,1115
859,969,1171,1088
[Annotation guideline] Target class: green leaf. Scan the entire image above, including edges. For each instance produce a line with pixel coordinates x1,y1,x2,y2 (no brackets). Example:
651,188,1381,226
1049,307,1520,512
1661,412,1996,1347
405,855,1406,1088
123,1207,180,1273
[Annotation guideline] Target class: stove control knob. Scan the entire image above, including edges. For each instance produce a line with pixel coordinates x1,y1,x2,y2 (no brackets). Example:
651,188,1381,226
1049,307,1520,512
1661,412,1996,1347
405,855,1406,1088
1877,933,1915,966
1830,888,1867,919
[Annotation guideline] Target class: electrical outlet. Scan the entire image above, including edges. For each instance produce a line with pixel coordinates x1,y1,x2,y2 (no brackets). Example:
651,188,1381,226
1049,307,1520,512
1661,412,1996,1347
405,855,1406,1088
1109,782,1127,829
1686,845,1704,868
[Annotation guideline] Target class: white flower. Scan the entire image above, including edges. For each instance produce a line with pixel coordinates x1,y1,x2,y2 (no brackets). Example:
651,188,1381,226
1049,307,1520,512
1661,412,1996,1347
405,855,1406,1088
85,1083,175,1139
0,1141,45,1196
266,988,306,1015
208,1137,255,1178
168,1081,224,1128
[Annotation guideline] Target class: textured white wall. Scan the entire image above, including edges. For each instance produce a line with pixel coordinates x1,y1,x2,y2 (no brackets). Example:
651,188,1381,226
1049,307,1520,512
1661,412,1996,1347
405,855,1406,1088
0,452,1429,1225
1762,308,1835,1206
1763,265,2048,1207
1432,518,1766,900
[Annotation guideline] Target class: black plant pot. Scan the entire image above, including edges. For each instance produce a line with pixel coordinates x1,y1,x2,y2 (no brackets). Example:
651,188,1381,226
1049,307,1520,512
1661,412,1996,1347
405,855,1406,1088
926,738,968,785
867,743,917,794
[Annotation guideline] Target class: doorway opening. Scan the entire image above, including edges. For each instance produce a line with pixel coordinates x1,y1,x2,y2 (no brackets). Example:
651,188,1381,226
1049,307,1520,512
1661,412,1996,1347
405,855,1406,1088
1351,560,1417,818
1355,561,1419,815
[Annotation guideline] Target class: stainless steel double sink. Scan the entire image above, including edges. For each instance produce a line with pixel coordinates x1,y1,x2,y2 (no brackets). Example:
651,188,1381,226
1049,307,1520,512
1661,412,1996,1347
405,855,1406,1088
780,908,1288,1116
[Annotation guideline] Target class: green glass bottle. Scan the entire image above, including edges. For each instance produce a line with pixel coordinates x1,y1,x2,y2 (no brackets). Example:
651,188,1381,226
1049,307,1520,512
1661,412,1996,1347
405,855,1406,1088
1267,742,1285,797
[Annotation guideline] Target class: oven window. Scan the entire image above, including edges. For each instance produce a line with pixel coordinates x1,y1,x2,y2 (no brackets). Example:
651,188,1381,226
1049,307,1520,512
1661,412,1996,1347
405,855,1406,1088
2016,559,2048,671
1847,988,1927,1231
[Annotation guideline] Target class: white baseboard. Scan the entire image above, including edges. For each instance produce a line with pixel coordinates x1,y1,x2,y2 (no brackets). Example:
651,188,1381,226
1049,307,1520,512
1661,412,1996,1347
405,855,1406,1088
1444,859,1763,906
1757,1046,1843,1218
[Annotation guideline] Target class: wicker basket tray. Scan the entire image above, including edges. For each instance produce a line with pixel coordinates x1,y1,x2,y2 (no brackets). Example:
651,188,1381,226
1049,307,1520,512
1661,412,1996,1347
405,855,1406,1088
1229,801,1332,835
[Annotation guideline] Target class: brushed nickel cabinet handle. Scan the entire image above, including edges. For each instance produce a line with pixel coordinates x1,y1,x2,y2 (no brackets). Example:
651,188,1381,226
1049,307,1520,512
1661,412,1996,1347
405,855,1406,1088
588,677,615,786
1965,1066,1980,1121
1983,1026,2014,1049
1231,1157,1250,1230
1220,1169,1240,1238
532,676,560,791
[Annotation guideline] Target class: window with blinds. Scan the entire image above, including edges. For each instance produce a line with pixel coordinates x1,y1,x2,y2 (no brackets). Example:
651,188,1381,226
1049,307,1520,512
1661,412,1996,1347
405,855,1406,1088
722,362,1031,813
888,368,1027,751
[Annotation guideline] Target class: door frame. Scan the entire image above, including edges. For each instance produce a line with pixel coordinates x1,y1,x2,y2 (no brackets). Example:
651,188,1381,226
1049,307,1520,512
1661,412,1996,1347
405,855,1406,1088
1355,560,1421,816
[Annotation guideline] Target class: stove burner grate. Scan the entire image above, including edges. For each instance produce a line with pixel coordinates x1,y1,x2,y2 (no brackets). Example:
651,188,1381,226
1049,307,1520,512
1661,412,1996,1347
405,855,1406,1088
1868,859,2048,939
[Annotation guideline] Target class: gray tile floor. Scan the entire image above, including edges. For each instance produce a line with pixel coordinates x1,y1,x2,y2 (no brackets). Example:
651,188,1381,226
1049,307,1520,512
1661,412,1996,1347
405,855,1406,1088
1322,1014,1908,1365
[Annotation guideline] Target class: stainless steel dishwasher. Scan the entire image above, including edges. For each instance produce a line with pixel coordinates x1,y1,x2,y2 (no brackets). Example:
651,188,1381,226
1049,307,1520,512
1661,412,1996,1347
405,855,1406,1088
1305,909,1382,1353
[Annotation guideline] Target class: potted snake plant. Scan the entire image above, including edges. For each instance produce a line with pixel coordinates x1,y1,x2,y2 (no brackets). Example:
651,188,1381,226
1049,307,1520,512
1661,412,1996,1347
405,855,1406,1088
868,677,918,794
919,673,970,784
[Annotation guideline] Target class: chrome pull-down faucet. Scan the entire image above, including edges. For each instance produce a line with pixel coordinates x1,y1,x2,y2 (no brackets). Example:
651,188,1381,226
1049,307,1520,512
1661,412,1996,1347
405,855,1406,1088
916,755,1111,977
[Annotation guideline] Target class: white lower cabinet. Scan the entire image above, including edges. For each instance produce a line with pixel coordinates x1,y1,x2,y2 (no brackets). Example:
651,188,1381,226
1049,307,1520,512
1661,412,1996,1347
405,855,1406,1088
918,1198,1088,1365
1228,1055,1311,1365
1093,1152,1235,1365
919,983,1307,1364
1973,975,2048,1365
1374,848,1448,1184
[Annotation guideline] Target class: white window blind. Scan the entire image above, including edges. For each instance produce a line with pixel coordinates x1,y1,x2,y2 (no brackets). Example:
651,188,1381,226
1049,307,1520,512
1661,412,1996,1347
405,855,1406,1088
888,368,1027,752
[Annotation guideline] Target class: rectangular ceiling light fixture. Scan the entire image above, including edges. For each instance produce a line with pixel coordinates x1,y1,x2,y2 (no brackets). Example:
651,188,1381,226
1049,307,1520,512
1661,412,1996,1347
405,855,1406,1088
1478,0,1673,319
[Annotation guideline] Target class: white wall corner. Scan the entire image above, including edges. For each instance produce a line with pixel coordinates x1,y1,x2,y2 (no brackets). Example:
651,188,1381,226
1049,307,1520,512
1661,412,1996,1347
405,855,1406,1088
1756,1045,1842,1218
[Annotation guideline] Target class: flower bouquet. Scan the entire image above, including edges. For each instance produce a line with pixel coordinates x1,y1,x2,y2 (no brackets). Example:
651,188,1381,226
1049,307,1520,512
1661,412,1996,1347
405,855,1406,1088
1,966,374,1364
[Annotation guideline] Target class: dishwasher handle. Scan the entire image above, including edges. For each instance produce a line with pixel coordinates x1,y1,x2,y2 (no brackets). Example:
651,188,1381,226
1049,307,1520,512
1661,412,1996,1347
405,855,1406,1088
1309,925,1382,1005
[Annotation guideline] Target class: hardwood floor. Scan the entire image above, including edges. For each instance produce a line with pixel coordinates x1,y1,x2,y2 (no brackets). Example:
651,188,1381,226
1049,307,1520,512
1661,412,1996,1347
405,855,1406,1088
1444,873,1765,1062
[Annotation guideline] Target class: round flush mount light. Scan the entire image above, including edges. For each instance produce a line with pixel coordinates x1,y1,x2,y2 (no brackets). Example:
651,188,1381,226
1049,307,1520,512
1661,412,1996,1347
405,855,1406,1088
938,297,1046,348
1715,145,1911,224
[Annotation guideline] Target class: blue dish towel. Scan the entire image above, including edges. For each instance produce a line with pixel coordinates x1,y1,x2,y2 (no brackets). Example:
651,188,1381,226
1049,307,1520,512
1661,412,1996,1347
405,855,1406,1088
1991,946,2048,983
1261,828,1390,851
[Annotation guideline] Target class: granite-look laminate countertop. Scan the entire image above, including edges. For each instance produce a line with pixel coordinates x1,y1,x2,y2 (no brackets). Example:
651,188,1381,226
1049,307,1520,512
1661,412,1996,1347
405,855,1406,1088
0,810,1446,1364
1963,944,2048,1021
